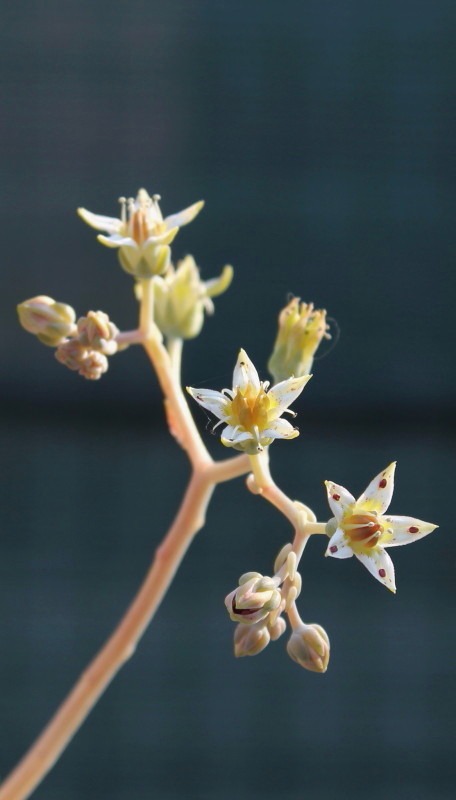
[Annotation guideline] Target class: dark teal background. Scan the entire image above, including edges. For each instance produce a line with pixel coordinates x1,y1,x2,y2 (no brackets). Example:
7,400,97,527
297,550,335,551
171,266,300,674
0,1,454,799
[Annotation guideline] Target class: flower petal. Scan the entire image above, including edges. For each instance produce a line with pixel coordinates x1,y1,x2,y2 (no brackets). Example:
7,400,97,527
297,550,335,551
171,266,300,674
355,547,396,593
325,527,353,559
97,234,138,249
267,374,312,416
77,208,123,234
261,417,299,440
357,462,396,514
164,200,204,230
186,387,230,420
232,349,260,392
221,427,253,446
324,480,355,521
380,515,438,547
143,227,179,248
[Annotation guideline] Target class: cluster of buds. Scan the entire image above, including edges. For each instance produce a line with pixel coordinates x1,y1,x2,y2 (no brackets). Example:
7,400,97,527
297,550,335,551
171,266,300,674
268,297,330,383
225,549,330,672
18,298,119,380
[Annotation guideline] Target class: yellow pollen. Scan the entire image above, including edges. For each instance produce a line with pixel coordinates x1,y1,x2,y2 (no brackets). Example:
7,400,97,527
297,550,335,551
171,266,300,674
228,386,272,432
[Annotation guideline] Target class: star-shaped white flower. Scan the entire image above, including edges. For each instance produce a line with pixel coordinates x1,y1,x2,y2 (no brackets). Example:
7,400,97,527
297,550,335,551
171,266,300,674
324,463,438,592
78,189,204,276
187,349,311,454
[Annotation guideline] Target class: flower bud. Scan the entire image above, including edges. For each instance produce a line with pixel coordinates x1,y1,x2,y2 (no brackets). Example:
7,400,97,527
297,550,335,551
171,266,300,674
77,311,119,355
286,623,330,673
225,573,281,625
268,616,287,641
78,351,109,380
17,296,77,346
233,622,270,657
55,341,108,380
268,298,330,383
153,256,233,339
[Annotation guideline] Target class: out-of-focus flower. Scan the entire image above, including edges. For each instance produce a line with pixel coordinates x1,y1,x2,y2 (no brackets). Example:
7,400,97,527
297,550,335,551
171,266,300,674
17,296,77,346
187,349,311,454
225,572,281,625
286,623,330,673
152,255,233,339
268,298,330,384
324,463,438,592
77,311,119,355
78,189,204,278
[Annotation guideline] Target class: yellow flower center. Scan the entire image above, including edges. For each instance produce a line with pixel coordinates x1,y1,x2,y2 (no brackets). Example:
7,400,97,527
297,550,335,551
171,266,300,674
228,385,273,432
342,511,383,550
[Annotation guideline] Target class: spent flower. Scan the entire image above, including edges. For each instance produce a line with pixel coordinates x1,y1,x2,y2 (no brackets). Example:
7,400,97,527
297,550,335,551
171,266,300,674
324,462,438,592
268,297,330,383
78,189,204,278
187,349,311,454
152,255,233,339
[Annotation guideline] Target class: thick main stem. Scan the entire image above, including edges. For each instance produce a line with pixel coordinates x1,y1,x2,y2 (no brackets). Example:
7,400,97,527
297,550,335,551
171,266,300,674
0,472,214,800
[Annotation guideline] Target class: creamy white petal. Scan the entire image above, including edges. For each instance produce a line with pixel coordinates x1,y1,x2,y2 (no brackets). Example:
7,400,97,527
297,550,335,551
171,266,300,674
221,427,253,445
380,515,438,547
143,228,179,248
186,387,231,419
232,349,260,392
355,547,396,593
261,418,299,440
97,234,138,249
324,480,355,521
357,462,396,514
77,208,123,234
267,374,312,416
164,200,204,230
325,527,353,559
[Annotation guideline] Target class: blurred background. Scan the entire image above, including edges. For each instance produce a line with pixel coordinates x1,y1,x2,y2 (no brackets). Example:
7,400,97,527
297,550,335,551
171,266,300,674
0,1,454,798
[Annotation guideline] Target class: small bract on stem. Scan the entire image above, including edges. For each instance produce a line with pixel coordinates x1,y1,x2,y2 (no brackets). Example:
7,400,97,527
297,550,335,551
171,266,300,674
9,186,438,800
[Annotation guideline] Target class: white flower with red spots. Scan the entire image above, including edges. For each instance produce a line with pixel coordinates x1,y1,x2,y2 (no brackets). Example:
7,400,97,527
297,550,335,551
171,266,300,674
324,463,438,592
78,189,204,277
187,349,311,454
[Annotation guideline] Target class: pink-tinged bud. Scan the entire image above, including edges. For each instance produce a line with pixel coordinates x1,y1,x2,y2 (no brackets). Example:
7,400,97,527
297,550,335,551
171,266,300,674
17,296,77,346
55,340,86,371
268,616,287,641
225,573,281,626
233,622,270,657
78,351,108,380
286,623,330,673
77,311,119,355
55,342,108,380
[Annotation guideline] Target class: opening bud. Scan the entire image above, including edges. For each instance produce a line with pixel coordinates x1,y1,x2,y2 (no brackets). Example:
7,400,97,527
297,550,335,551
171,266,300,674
225,573,281,625
17,296,77,347
268,298,330,383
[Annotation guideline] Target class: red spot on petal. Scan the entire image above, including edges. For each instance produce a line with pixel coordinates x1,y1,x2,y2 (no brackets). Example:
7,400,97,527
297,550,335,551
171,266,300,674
333,493,340,501
330,545,338,553
379,479,387,489
408,526,419,533
378,568,386,578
